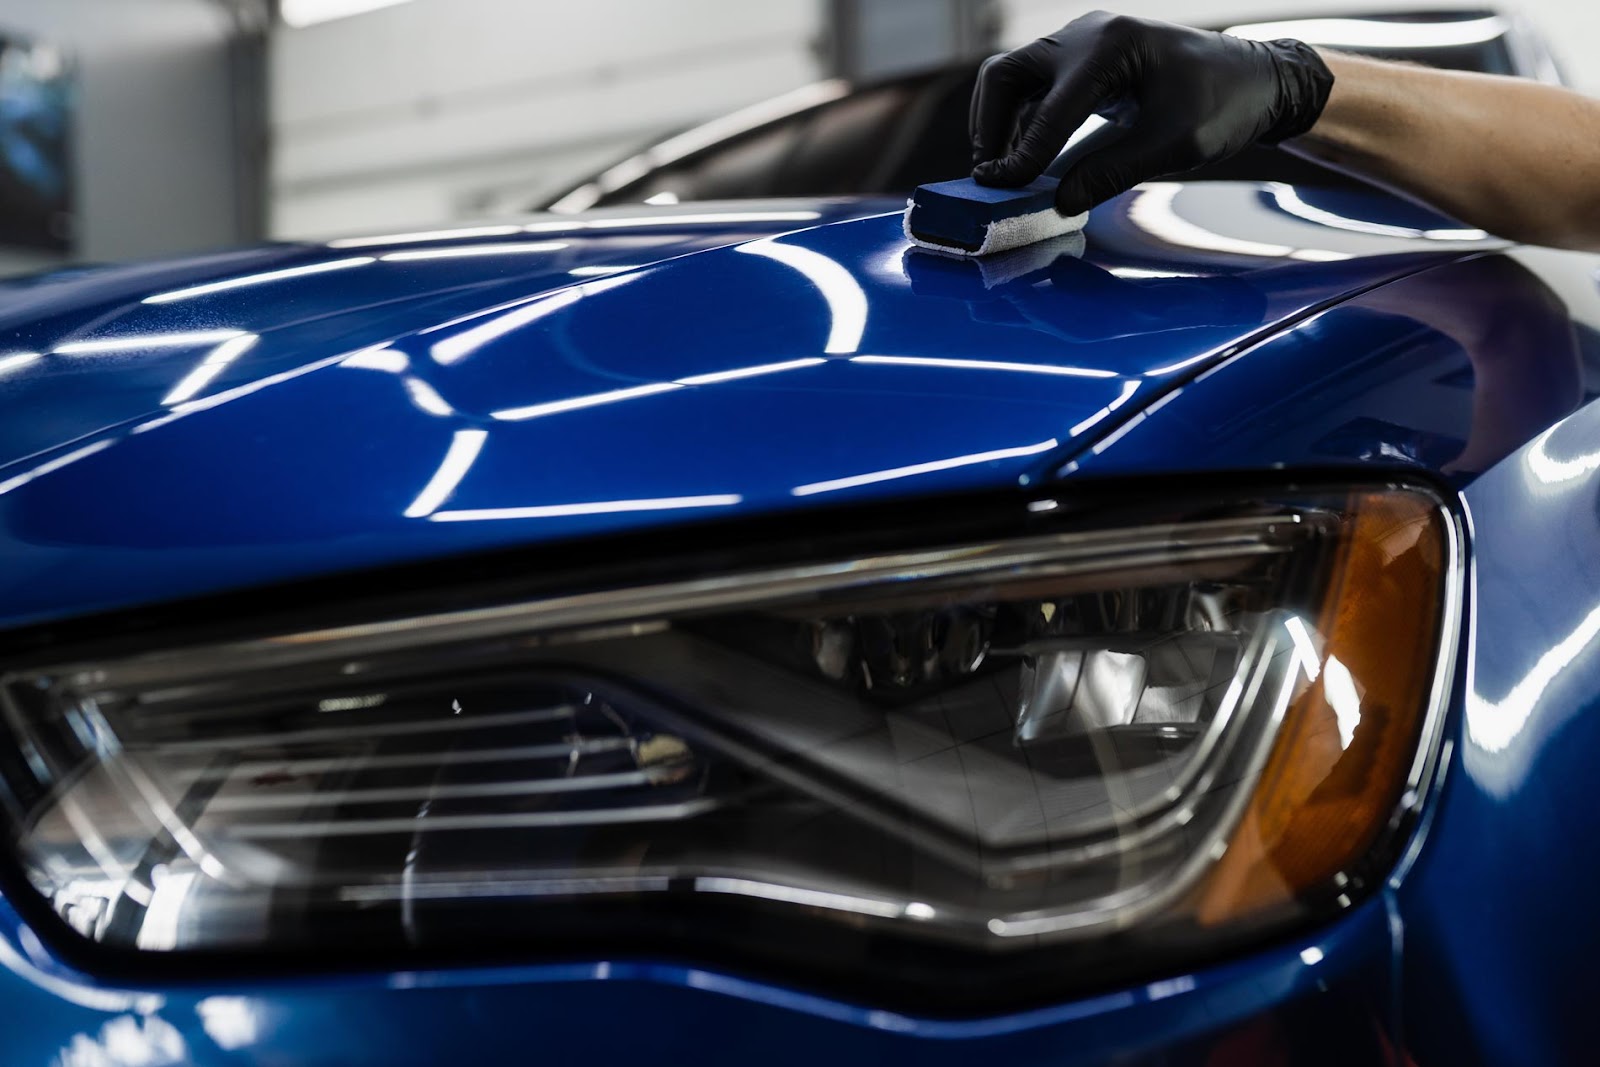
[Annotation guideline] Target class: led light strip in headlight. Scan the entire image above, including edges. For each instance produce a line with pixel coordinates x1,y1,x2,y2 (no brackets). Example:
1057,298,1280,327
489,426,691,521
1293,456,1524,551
0,486,1457,994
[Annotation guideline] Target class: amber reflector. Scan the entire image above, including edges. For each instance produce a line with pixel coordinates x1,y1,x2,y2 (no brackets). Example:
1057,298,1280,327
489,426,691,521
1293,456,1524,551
1194,490,1447,924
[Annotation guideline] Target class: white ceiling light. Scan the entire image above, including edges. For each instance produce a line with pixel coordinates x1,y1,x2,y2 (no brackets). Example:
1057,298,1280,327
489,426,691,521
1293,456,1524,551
1225,16,1508,49
280,0,415,29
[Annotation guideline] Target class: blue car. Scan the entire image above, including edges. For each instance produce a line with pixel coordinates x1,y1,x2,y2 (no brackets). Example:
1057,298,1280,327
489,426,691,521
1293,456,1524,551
2,23,1599,1067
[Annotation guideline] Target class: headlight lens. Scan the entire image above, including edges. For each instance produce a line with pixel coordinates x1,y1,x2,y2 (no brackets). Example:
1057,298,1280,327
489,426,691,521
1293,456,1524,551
0,487,1453,997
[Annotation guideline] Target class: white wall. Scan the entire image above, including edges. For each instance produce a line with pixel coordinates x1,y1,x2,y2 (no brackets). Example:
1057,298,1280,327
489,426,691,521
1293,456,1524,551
269,0,823,238
0,0,245,272
1002,0,1600,92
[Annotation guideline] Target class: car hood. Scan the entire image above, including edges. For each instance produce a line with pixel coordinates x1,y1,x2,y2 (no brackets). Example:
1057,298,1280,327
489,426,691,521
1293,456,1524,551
0,188,1490,626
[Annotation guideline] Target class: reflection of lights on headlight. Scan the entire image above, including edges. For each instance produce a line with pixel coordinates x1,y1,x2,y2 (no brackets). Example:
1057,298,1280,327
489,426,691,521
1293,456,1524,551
0,489,1453,998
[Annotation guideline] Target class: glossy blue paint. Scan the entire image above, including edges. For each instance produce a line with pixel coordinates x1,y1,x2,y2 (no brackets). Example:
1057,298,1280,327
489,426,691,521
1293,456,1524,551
1060,251,1591,485
0,189,1475,627
1396,398,1600,1067
3,181,1600,1066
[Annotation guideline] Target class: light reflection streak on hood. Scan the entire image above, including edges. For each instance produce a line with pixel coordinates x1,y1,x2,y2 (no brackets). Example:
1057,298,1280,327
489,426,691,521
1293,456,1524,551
427,274,639,365
736,239,866,354
792,439,1058,497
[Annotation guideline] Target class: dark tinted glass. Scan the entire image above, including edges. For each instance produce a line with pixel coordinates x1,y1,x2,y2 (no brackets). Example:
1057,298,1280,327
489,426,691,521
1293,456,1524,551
576,20,1521,208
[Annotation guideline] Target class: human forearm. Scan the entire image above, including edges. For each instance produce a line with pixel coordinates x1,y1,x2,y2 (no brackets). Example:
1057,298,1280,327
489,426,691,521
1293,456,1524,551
1291,52,1600,251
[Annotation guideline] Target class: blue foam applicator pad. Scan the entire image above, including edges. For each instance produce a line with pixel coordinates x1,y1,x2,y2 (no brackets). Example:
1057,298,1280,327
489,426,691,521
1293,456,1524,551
904,175,1071,255
903,113,1131,257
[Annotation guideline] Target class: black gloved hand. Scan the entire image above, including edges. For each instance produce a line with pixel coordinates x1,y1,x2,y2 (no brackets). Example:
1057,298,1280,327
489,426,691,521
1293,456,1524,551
970,11,1334,215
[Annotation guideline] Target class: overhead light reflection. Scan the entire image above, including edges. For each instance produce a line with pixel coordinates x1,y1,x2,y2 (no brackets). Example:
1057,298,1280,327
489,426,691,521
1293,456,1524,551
0,439,115,497
56,330,247,355
1143,345,1232,377
380,241,567,263
851,354,1116,379
162,334,260,406
792,438,1058,496
0,351,41,376
491,358,827,422
1468,598,1600,756
674,357,825,386
341,346,409,373
1266,183,1489,241
527,211,822,235
568,265,641,277
431,494,742,522
1069,380,1140,436
1226,15,1508,48
403,377,454,417
427,275,638,364
737,239,865,353
328,225,523,249
132,354,348,434
404,429,487,518
1130,184,1351,262
143,257,373,305
492,382,680,422
430,290,579,364
1109,267,1202,279
1524,424,1600,486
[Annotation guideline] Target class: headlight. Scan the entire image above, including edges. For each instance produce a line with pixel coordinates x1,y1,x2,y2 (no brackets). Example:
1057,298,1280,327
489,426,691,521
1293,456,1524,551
0,485,1456,1006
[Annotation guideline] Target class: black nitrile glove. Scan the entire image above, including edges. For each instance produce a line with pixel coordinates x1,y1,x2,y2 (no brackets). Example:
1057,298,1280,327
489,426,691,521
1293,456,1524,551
970,11,1334,215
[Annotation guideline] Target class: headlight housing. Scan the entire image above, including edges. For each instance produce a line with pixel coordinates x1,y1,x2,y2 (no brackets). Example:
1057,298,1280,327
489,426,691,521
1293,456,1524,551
0,484,1457,1008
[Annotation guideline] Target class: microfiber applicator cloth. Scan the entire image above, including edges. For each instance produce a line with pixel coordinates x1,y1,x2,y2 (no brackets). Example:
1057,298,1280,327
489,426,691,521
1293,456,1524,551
904,112,1131,257
903,177,1087,257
